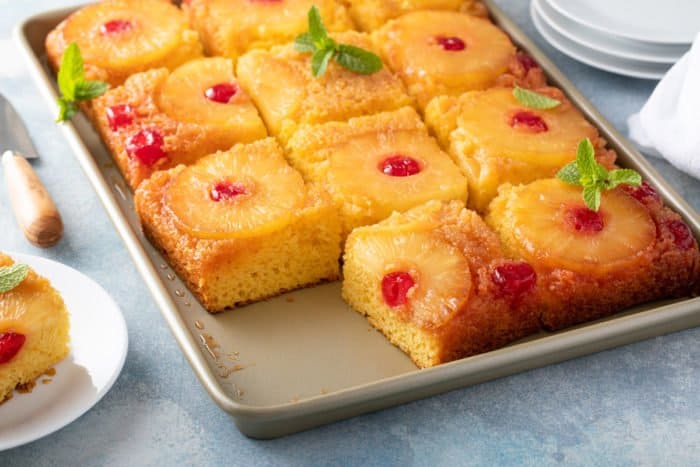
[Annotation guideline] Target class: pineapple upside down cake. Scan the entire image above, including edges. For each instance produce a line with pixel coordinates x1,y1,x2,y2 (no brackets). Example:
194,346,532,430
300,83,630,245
285,107,467,238
135,138,342,312
46,0,700,368
91,57,267,190
0,254,70,402
46,0,202,86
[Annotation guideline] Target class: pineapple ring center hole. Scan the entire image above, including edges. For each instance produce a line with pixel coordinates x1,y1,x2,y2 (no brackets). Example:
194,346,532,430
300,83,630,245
204,83,239,104
100,19,133,36
209,180,252,202
510,110,548,133
562,204,605,234
378,155,422,177
433,36,466,51
381,271,416,307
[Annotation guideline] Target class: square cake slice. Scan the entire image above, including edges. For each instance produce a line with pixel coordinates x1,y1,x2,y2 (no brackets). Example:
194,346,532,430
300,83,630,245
91,57,267,190
342,200,541,368
135,138,342,312
184,0,354,62
236,31,413,143
486,178,700,330
286,107,468,237
46,0,202,86
373,10,545,110
424,87,616,212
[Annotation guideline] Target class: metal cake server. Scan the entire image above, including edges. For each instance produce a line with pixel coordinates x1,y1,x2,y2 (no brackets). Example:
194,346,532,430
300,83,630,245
1,93,63,247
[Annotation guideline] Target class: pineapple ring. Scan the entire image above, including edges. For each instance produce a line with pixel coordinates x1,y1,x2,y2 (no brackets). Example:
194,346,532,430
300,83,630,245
377,11,514,87
62,0,188,72
157,58,254,128
352,230,471,329
508,179,656,271
326,131,468,221
164,147,305,240
454,88,598,167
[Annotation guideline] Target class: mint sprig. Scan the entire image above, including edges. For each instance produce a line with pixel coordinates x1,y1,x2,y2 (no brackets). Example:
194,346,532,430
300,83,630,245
294,6,382,77
513,86,561,110
0,264,29,294
557,138,642,211
56,43,109,122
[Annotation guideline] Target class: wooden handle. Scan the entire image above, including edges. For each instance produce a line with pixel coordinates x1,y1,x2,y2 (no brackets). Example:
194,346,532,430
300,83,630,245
3,151,63,248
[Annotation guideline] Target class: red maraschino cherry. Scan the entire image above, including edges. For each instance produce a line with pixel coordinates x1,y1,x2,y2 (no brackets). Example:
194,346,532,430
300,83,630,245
379,155,421,177
210,181,248,202
511,111,548,133
381,271,415,307
204,83,239,104
125,129,166,167
0,332,26,364
100,19,133,35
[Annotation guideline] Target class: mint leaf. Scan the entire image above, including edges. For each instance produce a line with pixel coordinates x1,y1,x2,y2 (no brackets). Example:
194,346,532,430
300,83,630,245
557,137,643,212
311,48,335,77
57,43,84,101
583,186,601,212
512,86,560,110
608,168,642,188
55,43,109,123
75,81,109,100
336,44,383,75
0,264,29,294
308,5,328,47
575,138,597,180
294,32,316,53
297,6,383,78
56,98,78,123
556,161,581,185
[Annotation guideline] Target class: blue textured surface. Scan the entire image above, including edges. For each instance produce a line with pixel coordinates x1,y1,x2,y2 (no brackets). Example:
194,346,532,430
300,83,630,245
1,1,699,465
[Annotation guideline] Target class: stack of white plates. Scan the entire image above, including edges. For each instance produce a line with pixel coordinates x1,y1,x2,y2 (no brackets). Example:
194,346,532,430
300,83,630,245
530,0,700,79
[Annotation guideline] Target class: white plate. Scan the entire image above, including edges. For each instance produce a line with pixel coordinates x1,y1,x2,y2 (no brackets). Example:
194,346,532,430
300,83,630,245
0,253,128,451
546,0,700,45
534,0,687,64
531,2,670,80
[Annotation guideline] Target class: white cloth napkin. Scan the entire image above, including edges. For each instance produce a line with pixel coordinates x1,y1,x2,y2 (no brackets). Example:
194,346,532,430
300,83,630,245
628,32,700,179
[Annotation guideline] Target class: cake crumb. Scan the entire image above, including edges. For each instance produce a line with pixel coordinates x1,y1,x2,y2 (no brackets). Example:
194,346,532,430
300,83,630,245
220,364,246,378
286,296,295,303
16,381,36,394
194,320,204,330
200,333,221,360
43,367,56,377
42,379,53,385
